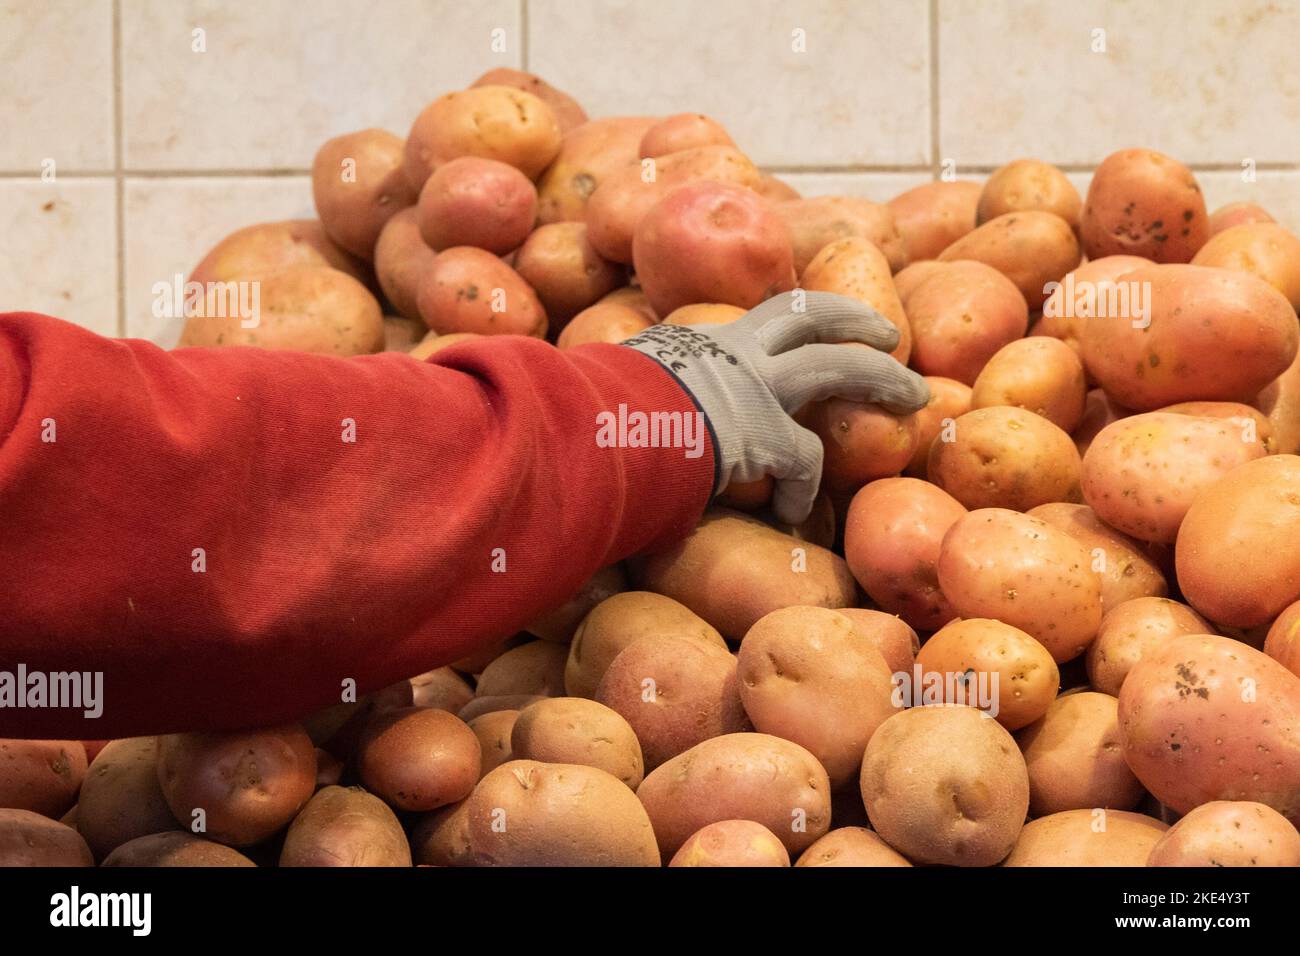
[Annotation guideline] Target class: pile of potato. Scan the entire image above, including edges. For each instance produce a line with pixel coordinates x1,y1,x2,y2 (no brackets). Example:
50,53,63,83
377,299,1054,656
6,69,1300,868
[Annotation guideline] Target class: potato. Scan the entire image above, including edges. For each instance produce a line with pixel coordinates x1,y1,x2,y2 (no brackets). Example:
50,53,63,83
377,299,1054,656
970,337,1086,434
1016,692,1143,815
1256,347,1300,455
938,508,1102,662
278,785,410,867
409,666,474,713
586,145,761,263
564,591,725,698
1072,387,1125,458
0,739,86,819
526,563,628,643
736,607,895,788
355,707,479,812
409,800,474,867
476,640,568,697
1119,633,1300,819
861,706,1029,866
310,678,415,760
635,508,858,642
179,264,384,355
1159,400,1275,453
1080,148,1209,263
717,476,773,511
938,211,1079,308
374,206,436,321
510,698,644,788
1038,255,1151,359
0,809,93,866
403,85,562,191
468,761,660,865
795,827,911,867
554,302,652,348
312,129,417,259
468,709,518,779
834,608,920,676
634,181,795,315
471,68,587,134
1081,412,1266,545
1025,503,1166,612
1265,599,1300,678
415,156,536,254
916,618,1059,730
753,174,801,203
800,237,911,363
596,635,749,769
1086,596,1211,696
887,180,981,262
801,399,919,493
774,196,907,275
383,313,424,352
640,113,734,158
977,159,1081,229
763,488,838,550
188,219,368,287
450,631,526,675
892,259,947,303
668,820,790,867
905,377,972,479
1001,809,1167,866
637,733,831,857
512,222,622,329
843,477,966,630
414,246,546,337
1176,455,1300,628
458,694,545,723
536,116,656,224
315,749,343,788
75,737,179,859
1147,801,1300,867
1191,221,1300,309
1209,201,1275,236
103,831,256,867
903,260,1029,384
928,406,1082,511
662,303,746,326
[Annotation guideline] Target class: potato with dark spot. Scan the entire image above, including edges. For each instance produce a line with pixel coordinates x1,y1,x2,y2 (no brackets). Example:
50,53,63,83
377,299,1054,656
887,180,981,262
511,698,644,788
1026,503,1166,613
416,156,537,254
938,210,1079,308
668,820,790,867
279,785,411,867
312,129,417,259
415,247,547,337
1080,148,1208,263
75,737,180,860
861,706,1029,867
1085,596,1210,696
795,827,912,867
1147,801,1300,867
104,831,256,867
356,707,479,813
469,709,518,778
1002,809,1167,866
972,337,1087,432
476,640,568,698
0,809,93,866
0,739,86,819
468,761,660,866
536,116,656,224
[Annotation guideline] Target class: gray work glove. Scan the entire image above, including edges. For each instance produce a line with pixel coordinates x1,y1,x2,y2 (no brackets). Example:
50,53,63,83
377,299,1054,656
622,290,930,525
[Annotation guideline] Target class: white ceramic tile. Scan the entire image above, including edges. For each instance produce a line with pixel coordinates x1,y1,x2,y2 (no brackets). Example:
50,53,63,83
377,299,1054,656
1195,170,1300,235
0,179,117,334
121,0,521,170
0,0,114,172
123,176,315,345
779,171,937,203
938,0,1300,166
528,0,931,167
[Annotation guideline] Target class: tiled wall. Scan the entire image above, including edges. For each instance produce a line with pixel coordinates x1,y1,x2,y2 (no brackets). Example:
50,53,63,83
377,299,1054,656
5,0,1299,344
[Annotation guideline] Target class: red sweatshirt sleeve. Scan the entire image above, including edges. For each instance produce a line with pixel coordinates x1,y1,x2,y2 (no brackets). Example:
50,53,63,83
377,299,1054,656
0,312,714,739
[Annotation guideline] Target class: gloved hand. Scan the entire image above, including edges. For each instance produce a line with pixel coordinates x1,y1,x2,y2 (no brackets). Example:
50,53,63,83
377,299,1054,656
622,290,930,525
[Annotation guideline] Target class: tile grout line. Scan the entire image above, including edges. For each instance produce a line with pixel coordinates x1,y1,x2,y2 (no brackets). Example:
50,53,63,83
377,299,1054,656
929,0,941,177
112,0,125,337
520,0,529,70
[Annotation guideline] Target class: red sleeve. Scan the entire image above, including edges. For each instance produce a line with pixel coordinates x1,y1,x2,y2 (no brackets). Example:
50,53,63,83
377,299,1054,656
0,312,713,739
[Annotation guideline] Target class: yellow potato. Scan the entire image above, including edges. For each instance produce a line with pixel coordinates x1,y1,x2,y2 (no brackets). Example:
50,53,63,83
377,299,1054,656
977,159,1081,229
938,210,1079,308
1002,809,1167,866
971,336,1087,432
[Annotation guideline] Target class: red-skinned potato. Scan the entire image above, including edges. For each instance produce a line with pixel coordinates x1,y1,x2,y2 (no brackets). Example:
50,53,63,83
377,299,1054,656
938,508,1102,663
471,68,587,134
415,247,547,337
312,129,417,259
1085,596,1211,697
510,697,644,788
0,739,86,819
862,706,1029,866
278,786,411,867
373,206,436,321
416,156,537,254
1080,148,1209,263
802,399,920,493
104,831,256,867
1265,599,1300,678
927,406,1083,512
1025,503,1166,612
1082,264,1298,410
736,607,896,789
468,761,660,866
75,737,180,860
977,159,1081,229
971,336,1087,432
887,180,981,262
843,477,966,631
189,219,368,288
468,709,518,778
1015,692,1144,815
0,809,93,866
893,259,947,303
795,827,912,867
637,732,832,858
938,210,1079,308
905,376,972,478
536,116,657,224
1208,201,1275,236
640,113,734,158
800,237,911,363
513,223,623,329
834,608,920,676
773,196,907,274
633,181,794,315
668,820,790,867
1002,809,1167,866
1158,400,1275,452
1147,801,1300,867
1176,455,1300,628
1038,254,1151,360
904,260,1029,384
1191,221,1300,309
1120,634,1300,821
355,707,480,813
156,725,317,847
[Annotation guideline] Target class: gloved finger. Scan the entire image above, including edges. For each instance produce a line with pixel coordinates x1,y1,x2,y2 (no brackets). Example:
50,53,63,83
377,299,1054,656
768,344,931,414
752,291,900,355
770,425,825,526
